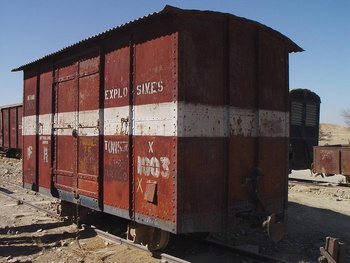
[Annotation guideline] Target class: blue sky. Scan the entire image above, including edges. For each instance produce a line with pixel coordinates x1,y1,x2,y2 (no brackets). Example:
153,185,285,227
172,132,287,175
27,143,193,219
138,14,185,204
1,0,349,126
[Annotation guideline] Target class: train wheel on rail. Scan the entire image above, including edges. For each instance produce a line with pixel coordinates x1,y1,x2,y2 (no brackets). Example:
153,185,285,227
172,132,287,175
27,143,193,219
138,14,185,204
148,227,170,251
127,223,170,251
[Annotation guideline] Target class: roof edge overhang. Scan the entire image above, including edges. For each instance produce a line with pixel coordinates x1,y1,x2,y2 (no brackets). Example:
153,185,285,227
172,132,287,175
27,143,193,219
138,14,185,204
12,5,303,72
0,102,23,109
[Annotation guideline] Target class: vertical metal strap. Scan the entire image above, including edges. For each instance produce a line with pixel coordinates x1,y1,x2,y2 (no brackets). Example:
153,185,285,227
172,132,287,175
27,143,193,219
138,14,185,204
129,40,136,220
73,62,79,195
254,27,260,169
171,31,178,230
98,47,105,209
35,66,40,191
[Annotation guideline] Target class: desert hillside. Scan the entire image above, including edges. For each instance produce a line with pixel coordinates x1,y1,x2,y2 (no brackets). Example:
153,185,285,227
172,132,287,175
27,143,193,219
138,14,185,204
319,123,349,145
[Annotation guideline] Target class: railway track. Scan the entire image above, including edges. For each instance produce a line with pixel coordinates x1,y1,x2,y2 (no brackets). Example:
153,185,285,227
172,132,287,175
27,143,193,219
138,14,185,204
0,177,283,263
289,177,349,188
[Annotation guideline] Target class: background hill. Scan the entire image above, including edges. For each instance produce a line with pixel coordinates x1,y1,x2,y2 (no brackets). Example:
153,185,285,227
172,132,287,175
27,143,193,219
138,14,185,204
319,123,349,145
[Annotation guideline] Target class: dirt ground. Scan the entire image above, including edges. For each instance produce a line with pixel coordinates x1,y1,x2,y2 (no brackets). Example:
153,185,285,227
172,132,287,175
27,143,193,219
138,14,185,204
0,156,349,263
0,157,159,263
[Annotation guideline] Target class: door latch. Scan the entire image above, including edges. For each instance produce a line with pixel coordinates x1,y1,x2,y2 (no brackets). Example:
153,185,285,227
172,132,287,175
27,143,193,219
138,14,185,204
121,117,129,135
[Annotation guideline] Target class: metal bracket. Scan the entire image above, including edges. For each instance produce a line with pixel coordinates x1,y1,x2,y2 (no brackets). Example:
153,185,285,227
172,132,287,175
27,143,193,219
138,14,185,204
121,117,129,135
263,210,288,243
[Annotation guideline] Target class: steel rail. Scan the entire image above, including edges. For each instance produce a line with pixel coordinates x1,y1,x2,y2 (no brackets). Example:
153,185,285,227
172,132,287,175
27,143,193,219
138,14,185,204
93,228,190,263
0,183,189,263
0,184,62,220
205,238,285,262
0,181,283,262
289,178,349,187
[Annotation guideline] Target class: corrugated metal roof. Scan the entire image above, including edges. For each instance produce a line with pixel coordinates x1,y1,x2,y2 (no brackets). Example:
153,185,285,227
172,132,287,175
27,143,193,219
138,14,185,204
12,5,303,72
0,103,23,110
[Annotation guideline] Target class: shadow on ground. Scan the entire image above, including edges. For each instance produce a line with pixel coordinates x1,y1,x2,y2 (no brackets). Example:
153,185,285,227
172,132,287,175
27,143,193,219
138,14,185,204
0,221,96,258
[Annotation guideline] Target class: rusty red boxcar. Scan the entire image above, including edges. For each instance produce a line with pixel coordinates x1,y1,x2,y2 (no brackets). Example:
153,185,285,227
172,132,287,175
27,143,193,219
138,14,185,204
0,103,23,158
13,6,302,249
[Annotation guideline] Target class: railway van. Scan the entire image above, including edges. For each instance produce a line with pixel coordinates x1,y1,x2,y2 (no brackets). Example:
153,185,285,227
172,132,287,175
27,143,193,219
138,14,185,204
13,6,303,249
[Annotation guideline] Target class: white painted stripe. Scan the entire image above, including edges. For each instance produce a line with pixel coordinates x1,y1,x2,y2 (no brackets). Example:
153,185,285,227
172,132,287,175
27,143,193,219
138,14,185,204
134,102,177,136
23,102,289,138
52,111,76,136
78,109,100,136
104,106,130,136
178,103,229,137
178,104,289,138
23,115,37,136
38,114,52,136
259,110,289,138
230,107,256,137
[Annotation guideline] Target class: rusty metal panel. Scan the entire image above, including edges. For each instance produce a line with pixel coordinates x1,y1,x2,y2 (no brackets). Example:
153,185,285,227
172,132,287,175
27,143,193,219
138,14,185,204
53,62,76,193
23,69,38,190
177,137,225,233
77,136,99,198
229,136,255,205
77,55,100,198
133,31,178,231
38,69,53,191
134,136,177,229
9,108,18,149
17,107,23,150
23,135,37,187
0,105,23,152
38,135,51,189
103,42,131,216
179,15,225,105
2,108,10,148
258,137,287,200
104,39,130,108
103,136,130,214
53,54,101,199
229,20,256,109
341,147,350,175
259,30,288,111
313,147,341,175
134,33,177,105
0,110,2,148
55,135,75,192
78,55,100,111
176,14,290,232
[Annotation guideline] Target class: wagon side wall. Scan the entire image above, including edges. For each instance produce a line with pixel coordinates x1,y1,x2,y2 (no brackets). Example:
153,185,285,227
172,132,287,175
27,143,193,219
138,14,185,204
0,108,2,148
23,68,38,190
0,104,23,157
21,14,181,233
177,13,226,233
19,8,298,235
177,14,291,233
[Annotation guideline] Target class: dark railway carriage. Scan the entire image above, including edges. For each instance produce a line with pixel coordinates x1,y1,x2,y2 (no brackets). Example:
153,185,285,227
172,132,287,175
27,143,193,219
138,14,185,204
0,103,23,158
13,6,302,249
289,89,321,171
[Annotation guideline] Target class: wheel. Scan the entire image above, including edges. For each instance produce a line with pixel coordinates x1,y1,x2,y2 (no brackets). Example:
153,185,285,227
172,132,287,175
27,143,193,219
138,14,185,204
148,227,170,251
127,224,170,251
